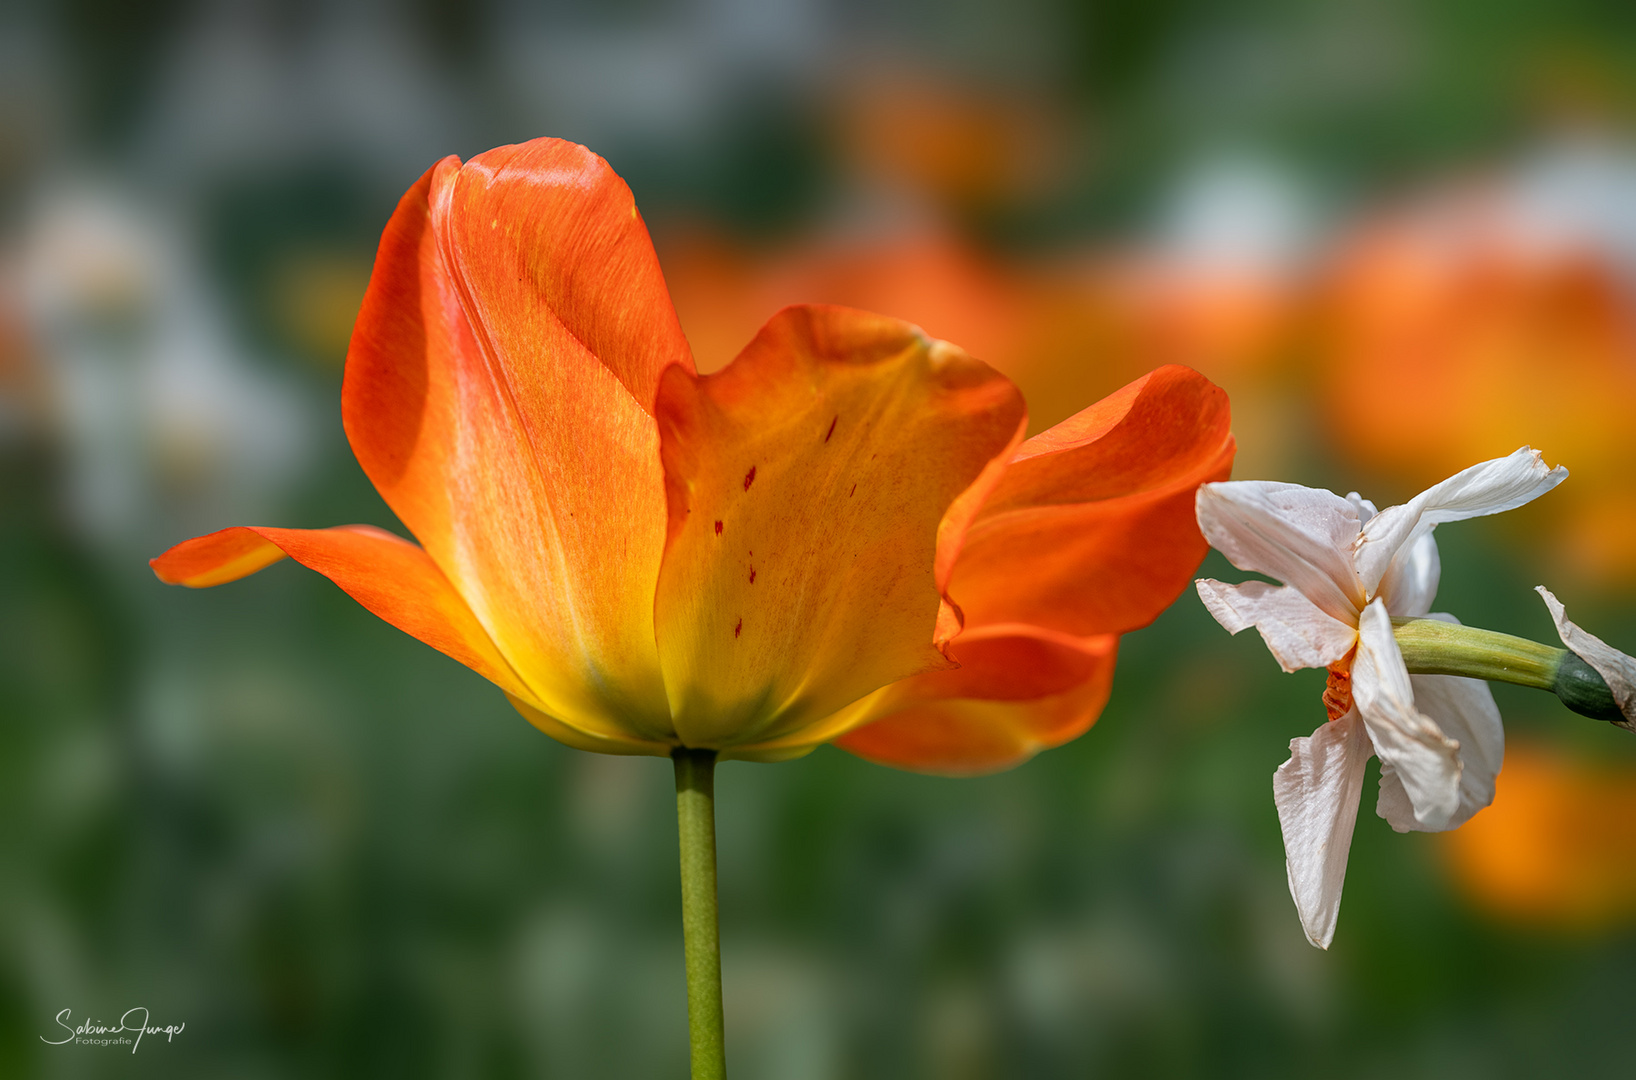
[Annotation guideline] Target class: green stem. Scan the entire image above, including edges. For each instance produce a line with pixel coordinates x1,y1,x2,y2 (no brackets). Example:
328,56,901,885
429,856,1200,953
1390,616,1562,689
674,748,726,1080
1391,616,1622,723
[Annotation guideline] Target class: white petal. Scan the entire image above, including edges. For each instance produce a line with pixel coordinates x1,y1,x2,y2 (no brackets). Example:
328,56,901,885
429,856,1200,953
1352,600,1463,829
1195,579,1358,673
1195,481,1366,623
1537,586,1636,729
1412,671,1503,797
1374,761,1418,833
1377,531,1441,618
1376,673,1503,832
1345,492,1378,524
1274,709,1373,950
1354,448,1568,597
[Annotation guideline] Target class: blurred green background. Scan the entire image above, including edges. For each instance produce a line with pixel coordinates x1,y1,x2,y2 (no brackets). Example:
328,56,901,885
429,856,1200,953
5,0,1636,1076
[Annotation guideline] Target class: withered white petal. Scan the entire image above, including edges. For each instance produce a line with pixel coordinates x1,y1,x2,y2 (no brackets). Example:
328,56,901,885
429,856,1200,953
1355,447,1566,597
1195,482,1367,623
1537,586,1636,728
1377,532,1441,619
1195,579,1358,673
1353,601,1463,830
1374,673,1501,832
1374,761,1418,833
1274,709,1373,950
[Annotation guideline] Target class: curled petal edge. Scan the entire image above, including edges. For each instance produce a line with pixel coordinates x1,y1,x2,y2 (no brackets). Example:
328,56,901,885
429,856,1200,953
1352,600,1463,830
1537,585,1636,731
1355,447,1567,596
1377,672,1503,832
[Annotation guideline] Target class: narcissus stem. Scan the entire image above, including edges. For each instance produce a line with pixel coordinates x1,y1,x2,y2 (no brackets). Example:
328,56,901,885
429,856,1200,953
1392,616,1622,723
1391,616,1560,689
674,748,726,1080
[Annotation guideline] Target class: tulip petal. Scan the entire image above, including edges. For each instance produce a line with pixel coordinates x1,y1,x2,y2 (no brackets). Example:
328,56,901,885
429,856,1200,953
653,304,1026,748
435,138,696,411
947,365,1235,637
1353,600,1463,829
1377,672,1503,832
1194,578,1358,672
151,525,531,701
1274,708,1373,949
343,143,683,745
1537,586,1636,729
823,625,1118,774
506,695,678,757
1356,447,1567,596
1195,481,1367,624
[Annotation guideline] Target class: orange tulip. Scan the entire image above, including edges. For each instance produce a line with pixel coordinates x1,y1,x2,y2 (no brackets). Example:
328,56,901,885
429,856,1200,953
151,137,1234,774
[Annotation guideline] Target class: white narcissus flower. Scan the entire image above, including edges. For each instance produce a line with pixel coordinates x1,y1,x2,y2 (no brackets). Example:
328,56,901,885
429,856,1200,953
1194,448,1567,948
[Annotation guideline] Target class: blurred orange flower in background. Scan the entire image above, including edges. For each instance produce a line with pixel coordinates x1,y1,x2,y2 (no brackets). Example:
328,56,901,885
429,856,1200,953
833,72,1066,217
151,137,1235,774
1317,183,1636,585
660,232,1288,455
661,69,1296,475
1443,742,1636,929
0,296,47,437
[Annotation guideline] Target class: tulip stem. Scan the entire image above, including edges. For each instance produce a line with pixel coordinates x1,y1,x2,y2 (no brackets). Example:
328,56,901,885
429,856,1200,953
674,748,727,1080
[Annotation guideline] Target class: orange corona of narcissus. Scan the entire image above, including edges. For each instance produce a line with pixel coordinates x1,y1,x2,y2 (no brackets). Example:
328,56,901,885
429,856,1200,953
150,138,1235,774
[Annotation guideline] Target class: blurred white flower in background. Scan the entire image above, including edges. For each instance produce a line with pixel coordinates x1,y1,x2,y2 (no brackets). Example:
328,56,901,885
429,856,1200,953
1156,154,1318,280
141,1,464,193
11,179,313,551
1507,134,1636,276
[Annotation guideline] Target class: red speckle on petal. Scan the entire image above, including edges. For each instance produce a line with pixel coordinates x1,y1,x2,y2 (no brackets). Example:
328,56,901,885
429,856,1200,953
824,415,838,443
749,567,756,583
714,520,723,535
743,466,756,491
848,483,856,497
734,618,742,638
